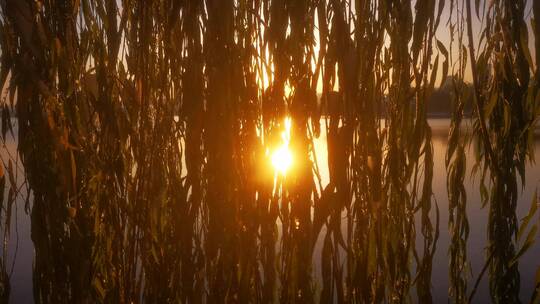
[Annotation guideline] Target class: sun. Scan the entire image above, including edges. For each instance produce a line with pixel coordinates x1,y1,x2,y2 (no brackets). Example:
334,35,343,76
271,117,293,175
272,145,292,175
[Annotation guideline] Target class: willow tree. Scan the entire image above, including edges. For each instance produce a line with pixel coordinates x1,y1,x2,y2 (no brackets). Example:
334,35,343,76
0,0,538,303
460,0,538,303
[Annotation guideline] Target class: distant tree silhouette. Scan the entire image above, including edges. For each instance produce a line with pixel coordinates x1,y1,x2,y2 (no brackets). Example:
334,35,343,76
427,76,474,117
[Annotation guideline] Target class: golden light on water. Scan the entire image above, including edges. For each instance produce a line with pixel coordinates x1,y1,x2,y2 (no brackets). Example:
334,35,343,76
271,117,293,175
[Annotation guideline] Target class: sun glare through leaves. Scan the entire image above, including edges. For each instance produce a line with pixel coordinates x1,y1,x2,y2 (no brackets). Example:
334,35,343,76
271,117,293,176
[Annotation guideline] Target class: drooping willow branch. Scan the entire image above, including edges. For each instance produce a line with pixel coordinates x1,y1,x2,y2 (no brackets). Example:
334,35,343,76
461,0,537,303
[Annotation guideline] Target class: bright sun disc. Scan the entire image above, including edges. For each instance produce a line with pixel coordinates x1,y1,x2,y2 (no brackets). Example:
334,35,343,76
271,117,293,175
272,145,292,175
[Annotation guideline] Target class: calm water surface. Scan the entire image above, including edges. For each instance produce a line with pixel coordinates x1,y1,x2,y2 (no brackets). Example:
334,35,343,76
3,119,540,303
310,118,540,303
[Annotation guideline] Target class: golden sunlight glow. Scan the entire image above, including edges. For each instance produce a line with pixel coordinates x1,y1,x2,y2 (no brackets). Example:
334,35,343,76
272,145,292,175
271,117,293,175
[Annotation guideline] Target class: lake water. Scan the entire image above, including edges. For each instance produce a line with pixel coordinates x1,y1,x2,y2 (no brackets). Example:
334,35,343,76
311,119,540,303
2,119,540,303
427,119,539,303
